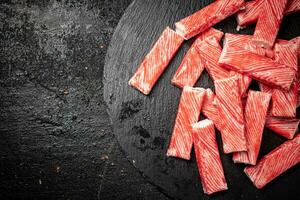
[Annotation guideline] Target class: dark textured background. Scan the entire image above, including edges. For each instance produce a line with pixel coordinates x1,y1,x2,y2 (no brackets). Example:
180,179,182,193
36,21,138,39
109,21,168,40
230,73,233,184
0,0,169,199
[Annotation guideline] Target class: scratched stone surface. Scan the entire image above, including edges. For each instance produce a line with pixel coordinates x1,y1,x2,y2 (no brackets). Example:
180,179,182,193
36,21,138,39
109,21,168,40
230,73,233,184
0,0,168,199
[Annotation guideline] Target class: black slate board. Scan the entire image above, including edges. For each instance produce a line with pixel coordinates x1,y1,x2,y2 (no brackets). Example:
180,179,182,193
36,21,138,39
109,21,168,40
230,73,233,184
103,0,300,199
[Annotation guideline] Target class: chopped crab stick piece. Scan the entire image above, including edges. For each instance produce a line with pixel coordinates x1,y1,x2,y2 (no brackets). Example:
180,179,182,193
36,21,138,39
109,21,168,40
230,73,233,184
258,41,298,117
291,37,300,79
251,0,288,49
224,33,274,57
229,71,252,96
223,33,278,96
196,39,231,81
219,39,296,90
192,119,228,194
272,82,298,117
237,0,300,27
225,33,297,61
271,82,298,117
215,76,247,153
236,0,264,27
289,37,300,106
290,36,300,60
175,0,245,40
244,134,300,189
291,37,300,106
285,0,300,15
274,41,298,71
202,89,222,130
167,87,206,160
224,34,268,96
233,90,272,165
172,28,224,88
171,45,204,89
259,83,273,93
128,27,184,95
197,35,254,94
260,82,298,117
196,34,252,94
290,36,300,62
265,116,300,139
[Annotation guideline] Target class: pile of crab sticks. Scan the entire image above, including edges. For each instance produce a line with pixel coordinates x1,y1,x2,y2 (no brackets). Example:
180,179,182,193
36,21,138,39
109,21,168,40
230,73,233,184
128,0,300,195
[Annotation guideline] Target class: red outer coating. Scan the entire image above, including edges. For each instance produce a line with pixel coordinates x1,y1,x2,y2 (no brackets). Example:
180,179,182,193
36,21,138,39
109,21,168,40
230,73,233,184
166,87,206,160
215,76,247,153
196,39,231,82
251,0,288,48
192,119,228,194
233,90,271,165
172,28,224,88
223,33,274,57
236,0,264,27
258,40,298,117
236,0,299,27
274,40,299,115
271,82,298,117
244,134,300,189
274,41,298,71
223,33,279,96
128,27,184,95
265,116,300,139
285,0,300,15
290,36,300,64
289,36,300,106
202,89,222,130
196,34,253,96
175,0,245,40
219,37,296,90
229,71,252,96
260,82,298,118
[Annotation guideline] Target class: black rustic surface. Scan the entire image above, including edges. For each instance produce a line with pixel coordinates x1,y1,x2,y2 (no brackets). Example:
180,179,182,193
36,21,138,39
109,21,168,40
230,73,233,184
104,0,300,200
0,0,169,199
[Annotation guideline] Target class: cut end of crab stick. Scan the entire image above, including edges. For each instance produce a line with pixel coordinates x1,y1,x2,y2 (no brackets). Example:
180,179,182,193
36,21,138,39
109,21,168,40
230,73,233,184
171,28,224,88
244,134,300,189
251,0,288,49
219,38,296,90
215,76,247,153
236,0,263,27
285,0,300,15
192,119,228,194
129,27,184,95
233,90,272,165
167,86,206,160
265,116,300,139
175,0,245,40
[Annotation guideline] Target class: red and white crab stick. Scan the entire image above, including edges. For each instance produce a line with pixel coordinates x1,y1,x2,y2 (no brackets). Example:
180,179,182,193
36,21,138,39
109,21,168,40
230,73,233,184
237,0,300,27
175,0,245,40
129,27,184,95
233,90,271,165
244,133,300,189
167,87,206,160
251,0,288,48
219,36,296,90
265,116,300,139
215,76,247,153
192,119,228,194
202,89,222,131
171,28,223,88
